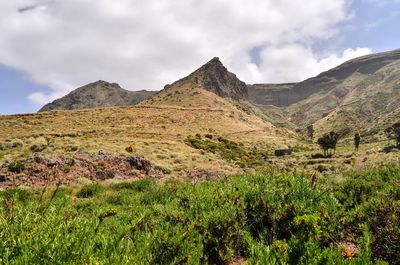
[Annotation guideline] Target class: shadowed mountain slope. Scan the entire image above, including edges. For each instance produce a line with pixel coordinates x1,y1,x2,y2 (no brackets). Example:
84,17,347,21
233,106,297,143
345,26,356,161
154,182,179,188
247,49,400,135
248,49,400,108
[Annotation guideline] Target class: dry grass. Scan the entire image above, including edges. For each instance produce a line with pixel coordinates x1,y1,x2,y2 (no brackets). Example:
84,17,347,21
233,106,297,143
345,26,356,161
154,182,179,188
0,102,293,175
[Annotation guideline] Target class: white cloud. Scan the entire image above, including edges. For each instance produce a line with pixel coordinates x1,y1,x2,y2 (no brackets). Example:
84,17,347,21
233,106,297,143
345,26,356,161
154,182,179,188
27,91,63,106
237,46,372,83
0,0,371,105
364,0,400,5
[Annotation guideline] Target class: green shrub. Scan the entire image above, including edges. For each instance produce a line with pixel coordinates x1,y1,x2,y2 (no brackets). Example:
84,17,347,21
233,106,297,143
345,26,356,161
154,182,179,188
0,188,38,203
1,166,399,264
184,135,269,168
334,166,400,264
30,143,47,152
8,160,26,173
205,134,213,139
76,184,103,198
11,139,24,148
65,145,79,152
111,178,155,192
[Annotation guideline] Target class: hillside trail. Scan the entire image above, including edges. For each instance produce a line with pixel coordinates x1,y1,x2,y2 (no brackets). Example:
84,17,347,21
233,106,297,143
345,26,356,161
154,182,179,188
136,105,225,112
224,128,269,136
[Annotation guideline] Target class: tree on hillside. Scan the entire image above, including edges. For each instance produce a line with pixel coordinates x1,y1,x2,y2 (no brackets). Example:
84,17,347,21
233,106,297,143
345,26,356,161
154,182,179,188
385,122,400,148
317,135,330,157
354,133,361,152
393,123,399,148
329,131,339,154
307,125,314,141
317,131,340,157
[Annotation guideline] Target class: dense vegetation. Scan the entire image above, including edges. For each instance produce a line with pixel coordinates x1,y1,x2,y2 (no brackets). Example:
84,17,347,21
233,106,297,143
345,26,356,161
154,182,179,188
185,134,269,168
0,166,399,264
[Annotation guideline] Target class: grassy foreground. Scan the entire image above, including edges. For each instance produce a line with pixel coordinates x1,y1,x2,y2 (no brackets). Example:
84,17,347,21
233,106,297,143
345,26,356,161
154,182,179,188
0,166,399,264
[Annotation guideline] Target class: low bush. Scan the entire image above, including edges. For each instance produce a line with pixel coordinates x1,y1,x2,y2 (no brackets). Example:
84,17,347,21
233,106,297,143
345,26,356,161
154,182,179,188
382,145,398,153
0,188,38,203
8,160,26,173
185,135,269,168
30,143,47,153
76,184,103,198
111,178,155,192
334,166,400,263
11,139,24,148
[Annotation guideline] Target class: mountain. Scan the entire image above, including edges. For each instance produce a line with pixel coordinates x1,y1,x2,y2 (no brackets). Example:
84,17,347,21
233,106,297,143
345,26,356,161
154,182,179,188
138,57,286,133
248,49,400,108
137,56,294,147
39,80,156,112
39,58,248,112
182,57,248,100
141,57,248,109
140,57,248,109
38,49,400,139
248,49,400,135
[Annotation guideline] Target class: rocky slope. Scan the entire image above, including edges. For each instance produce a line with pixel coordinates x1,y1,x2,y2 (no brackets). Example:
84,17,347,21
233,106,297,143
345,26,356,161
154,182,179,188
39,80,155,112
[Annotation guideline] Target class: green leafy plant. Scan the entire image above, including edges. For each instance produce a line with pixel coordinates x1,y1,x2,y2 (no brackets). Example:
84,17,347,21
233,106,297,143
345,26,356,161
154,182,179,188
76,184,103,198
0,166,398,264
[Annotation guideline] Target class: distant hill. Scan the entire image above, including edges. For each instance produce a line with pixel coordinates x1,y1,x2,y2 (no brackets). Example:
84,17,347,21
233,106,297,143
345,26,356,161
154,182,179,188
39,80,156,112
247,49,400,135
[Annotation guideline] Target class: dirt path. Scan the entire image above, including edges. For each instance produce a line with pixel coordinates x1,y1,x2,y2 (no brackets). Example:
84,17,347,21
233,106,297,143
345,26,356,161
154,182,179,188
224,127,271,136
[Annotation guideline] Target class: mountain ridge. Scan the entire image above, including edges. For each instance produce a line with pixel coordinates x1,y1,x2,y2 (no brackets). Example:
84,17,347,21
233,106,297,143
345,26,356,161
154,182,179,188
248,49,400,108
39,80,156,112
246,48,400,136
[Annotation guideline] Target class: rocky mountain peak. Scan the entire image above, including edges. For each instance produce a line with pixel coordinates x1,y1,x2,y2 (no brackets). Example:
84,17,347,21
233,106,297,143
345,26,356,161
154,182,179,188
200,57,224,69
193,57,248,100
84,80,119,89
164,57,248,100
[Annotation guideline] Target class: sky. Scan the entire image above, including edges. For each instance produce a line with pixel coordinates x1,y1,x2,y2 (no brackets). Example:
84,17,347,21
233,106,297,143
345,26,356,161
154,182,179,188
0,0,399,114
